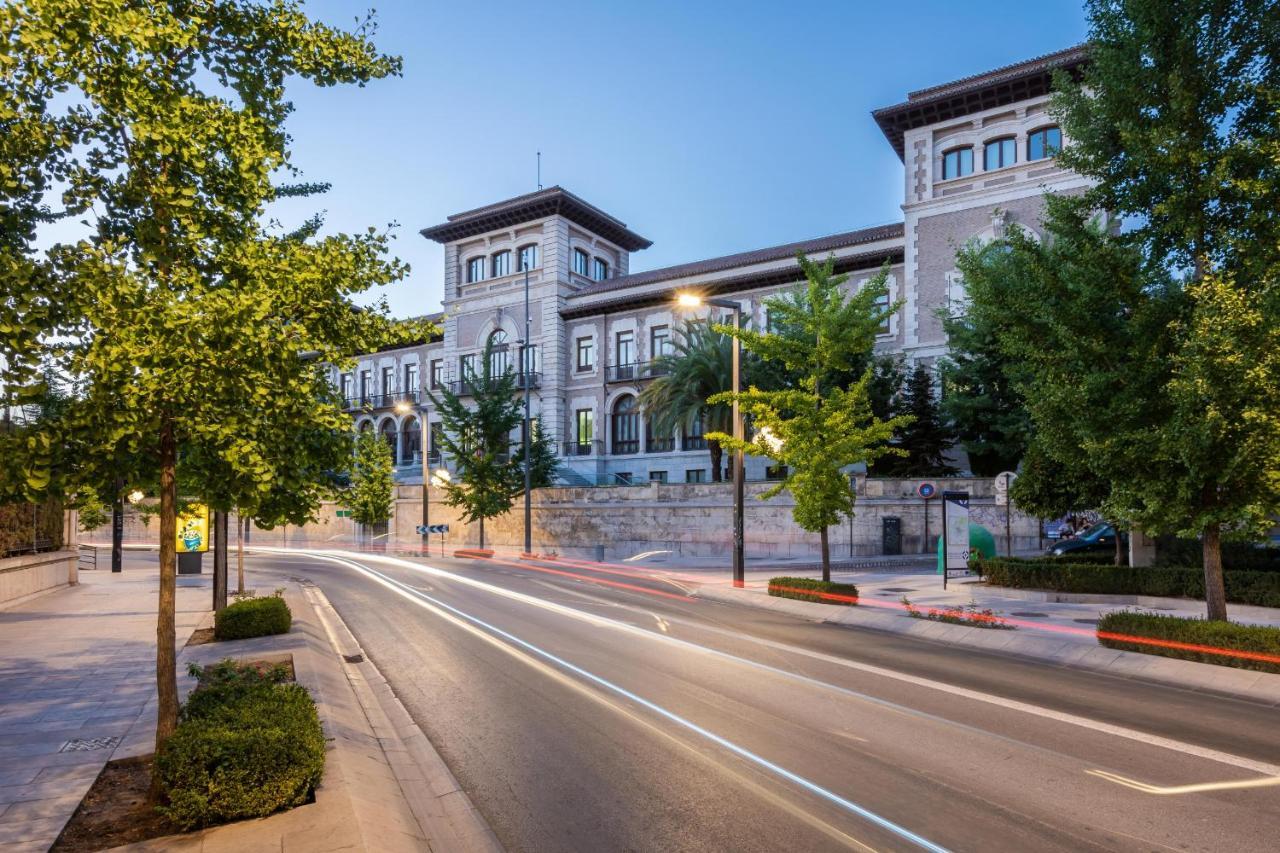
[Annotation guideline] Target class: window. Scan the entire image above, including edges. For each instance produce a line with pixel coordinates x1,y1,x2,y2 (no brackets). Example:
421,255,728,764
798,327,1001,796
402,417,420,465
941,146,974,180
650,324,671,360
873,291,891,335
616,330,634,366
490,250,511,278
685,469,707,484
340,373,353,402
614,472,633,485
430,359,442,390
379,419,397,456
649,470,668,484
381,366,395,398
428,423,443,463
683,413,707,451
359,420,374,433
576,336,595,371
646,417,674,452
518,244,539,271
1027,126,1062,161
984,137,1016,171
612,395,639,454
519,344,537,376
575,409,594,451
593,257,609,281
573,248,590,277
765,464,789,481
487,330,510,376
459,353,476,379
466,257,486,283
359,370,372,401
404,364,418,396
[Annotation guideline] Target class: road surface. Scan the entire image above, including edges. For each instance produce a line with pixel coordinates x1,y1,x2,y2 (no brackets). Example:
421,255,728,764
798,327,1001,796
238,548,1279,852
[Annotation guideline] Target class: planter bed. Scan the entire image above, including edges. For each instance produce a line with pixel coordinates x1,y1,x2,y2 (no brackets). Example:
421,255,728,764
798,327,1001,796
1097,611,1280,674
768,577,859,606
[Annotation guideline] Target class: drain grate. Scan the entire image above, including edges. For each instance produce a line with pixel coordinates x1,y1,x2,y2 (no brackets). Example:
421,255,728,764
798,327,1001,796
880,587,917,593
342,653,364,664
1073,618,1100,625
1010,612,1050,618
60,736,121,753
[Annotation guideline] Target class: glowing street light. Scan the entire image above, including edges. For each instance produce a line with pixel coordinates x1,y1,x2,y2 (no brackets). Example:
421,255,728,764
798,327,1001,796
394,400,413,415
127,489,145,504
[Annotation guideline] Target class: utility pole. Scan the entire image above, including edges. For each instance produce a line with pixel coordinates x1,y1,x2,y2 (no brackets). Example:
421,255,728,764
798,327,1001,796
110,477,123,573
522,262,533,556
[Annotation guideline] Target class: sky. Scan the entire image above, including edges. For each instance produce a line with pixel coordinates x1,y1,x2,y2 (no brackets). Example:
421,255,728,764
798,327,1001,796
265,0,1089,318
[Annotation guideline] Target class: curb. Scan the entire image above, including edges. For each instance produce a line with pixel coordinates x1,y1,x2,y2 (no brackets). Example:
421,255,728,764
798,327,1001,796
304,584,502,853
693,584,1280,706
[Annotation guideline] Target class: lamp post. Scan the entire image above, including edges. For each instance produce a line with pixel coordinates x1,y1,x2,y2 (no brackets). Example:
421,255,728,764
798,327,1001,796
519,262,533,556
429,468,451,556
397,399,431,552
676,292,745,588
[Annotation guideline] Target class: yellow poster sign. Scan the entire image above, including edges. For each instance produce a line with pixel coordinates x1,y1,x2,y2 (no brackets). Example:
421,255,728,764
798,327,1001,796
176,504,210,553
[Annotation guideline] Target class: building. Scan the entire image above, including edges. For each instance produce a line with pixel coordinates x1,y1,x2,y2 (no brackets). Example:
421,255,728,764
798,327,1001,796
335,45,1089,486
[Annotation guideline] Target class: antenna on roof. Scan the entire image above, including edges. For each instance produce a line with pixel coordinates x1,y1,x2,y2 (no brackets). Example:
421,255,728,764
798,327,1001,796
536,151,542,191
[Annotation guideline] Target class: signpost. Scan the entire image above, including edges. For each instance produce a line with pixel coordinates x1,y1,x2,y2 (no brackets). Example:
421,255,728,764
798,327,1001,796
995,471,1017,556
917,481,937,555
417,524,449,557
941,490,971,589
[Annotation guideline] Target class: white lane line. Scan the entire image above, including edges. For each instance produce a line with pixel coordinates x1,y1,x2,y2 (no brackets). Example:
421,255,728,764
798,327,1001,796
1086,770,1280,795
311,552,949,853
264,548,1280,778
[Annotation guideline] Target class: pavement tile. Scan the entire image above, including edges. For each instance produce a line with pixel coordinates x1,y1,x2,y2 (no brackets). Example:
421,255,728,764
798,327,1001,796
0,815,68,845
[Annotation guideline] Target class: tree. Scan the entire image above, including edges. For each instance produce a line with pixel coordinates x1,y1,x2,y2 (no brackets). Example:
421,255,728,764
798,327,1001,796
639,320,736,481
879,363,956,477
0,0,410,768
711,256,906,580
347,431,394,538
939,308,1030,476
1050,0,1280,615
427,341,557,548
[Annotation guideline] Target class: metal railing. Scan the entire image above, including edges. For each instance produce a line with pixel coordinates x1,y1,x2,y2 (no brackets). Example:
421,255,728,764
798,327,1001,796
448,371,540,397
562,439,602,457
604,361,670,384
343,390,420,411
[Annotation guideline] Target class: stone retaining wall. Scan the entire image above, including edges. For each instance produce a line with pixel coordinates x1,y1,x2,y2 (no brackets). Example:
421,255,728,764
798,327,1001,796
0,550,78,608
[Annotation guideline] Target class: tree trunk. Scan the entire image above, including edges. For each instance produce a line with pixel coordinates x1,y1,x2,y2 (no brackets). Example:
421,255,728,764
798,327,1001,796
1114,527,1125,567
236,514,244,594
478,516,485,550
708,440,723,483
820,526,831,583
151,417,179,798
1202,522,1228,621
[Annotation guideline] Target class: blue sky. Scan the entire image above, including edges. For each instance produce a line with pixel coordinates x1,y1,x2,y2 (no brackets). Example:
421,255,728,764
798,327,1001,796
274,0,1088,318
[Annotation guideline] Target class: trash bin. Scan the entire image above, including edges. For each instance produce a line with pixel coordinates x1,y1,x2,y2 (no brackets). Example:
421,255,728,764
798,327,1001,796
177,552,203,575
882,516,902,555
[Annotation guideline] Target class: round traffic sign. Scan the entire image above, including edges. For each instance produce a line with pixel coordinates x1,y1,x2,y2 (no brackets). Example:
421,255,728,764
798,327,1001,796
917,482,937,500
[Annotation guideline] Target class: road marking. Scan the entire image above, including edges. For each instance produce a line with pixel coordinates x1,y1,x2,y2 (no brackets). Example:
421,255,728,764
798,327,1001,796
1087,769,1280,795
310,552,948,853
263,548,1280,778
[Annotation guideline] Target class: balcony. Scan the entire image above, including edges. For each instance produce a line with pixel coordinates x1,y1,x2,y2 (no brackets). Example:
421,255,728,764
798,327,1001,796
604,361,670,384
562,439,602,457
448,371,540,397
343,390,420,411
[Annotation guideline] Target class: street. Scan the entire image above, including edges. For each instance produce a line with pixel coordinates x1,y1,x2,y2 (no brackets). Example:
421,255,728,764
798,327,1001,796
240,548,1280,852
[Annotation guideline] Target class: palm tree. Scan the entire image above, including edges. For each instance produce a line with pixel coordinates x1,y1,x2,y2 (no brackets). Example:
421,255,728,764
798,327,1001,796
639,320,735,481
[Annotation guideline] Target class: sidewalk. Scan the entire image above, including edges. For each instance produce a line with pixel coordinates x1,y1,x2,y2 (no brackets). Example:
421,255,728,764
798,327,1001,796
692,570,1280,704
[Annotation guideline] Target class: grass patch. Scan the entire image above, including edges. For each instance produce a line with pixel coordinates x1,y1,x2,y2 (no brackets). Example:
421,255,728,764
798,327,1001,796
213,593,291,641
1097,610,1280,674
902,596,1015,630
977,558,1280,608
768,577,858,606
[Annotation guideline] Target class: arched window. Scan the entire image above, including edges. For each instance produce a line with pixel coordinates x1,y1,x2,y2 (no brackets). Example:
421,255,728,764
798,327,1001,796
518,244,539,271
466,257,485,283
573,248,590,276
645,416,674,452
941,146,973,180
487,330,510,376
593,257,610,281
491,250,511,277
984,137,1016,171
402,418,421,465
612,396,639,455
379,419,397,458
359,420,374,433
1027,126,1062,161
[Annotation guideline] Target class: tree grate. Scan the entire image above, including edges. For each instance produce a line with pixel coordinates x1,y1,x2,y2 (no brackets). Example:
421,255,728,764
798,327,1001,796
1010,612,1050,618
59,736,121,753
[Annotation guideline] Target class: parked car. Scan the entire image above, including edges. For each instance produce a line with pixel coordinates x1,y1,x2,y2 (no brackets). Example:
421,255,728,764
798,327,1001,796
1047,523,1123,557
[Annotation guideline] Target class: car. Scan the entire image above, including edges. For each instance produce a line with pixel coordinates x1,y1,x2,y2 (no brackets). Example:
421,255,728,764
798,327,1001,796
1047,522,1122,556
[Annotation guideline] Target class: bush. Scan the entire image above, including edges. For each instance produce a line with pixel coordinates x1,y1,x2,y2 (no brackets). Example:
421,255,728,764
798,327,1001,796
183,659,291,720
768,577,858,606
156,680,324,830
977,558,1280,607
1097,610,1280,674
213,595,291,641
1154,537,1280,572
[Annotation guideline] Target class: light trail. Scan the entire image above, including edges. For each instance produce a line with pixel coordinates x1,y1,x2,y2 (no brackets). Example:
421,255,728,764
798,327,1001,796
1086,769,1280,795
307,550,950,853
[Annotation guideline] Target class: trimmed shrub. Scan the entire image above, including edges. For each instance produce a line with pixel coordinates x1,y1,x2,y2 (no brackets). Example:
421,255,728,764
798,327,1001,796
1153,537,1280,572
156,680,324,830
182,659,291,720
213,595,291,641
977,558,1280,607
1097,611,1280,674
768,577,858,606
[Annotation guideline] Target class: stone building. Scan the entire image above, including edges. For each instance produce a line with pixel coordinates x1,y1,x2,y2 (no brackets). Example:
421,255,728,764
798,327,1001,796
336,45,1089,487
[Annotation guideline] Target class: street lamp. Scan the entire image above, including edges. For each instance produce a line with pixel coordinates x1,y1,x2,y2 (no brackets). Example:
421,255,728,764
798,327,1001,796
674,291,745,588
127,489,145,504
424,467,450,556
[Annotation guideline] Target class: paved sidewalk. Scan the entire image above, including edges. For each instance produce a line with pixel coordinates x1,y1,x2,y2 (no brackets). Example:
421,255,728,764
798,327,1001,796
0,562,209,852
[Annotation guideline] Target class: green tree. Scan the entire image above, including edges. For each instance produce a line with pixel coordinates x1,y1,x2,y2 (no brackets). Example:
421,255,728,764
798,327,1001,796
711,256,906,580
880,363,956,477
0,0,409,764
427,341,557,548
1050,0,1280,615
347,430,394,537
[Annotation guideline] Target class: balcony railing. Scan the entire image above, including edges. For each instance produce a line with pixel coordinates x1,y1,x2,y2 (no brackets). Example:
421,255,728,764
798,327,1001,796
562,439,602,457
449,371,541,397
604,361,670,384
343,390,420,411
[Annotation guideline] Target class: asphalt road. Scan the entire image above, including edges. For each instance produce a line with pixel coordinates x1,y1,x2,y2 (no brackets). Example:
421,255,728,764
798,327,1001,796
242,548,1280,853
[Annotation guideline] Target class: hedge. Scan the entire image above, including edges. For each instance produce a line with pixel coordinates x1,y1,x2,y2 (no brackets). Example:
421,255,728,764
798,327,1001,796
977,558,1280,608
1097,611,1280,674
768,577,858,606
213,595,291,641
156,671,324,830
1153,538,1280,572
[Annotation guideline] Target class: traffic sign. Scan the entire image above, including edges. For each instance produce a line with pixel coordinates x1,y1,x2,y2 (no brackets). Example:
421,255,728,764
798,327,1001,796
917,482,937,500
416,524,449,535
994,471,1017,507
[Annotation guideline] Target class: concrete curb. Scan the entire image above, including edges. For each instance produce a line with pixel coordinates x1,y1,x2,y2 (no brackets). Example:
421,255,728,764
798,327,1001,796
980,583,1280,622
693,584,1280,706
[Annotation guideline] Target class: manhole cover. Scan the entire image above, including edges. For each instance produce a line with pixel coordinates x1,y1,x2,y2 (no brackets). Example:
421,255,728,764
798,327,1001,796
1073,618,1100,625
343,653,364,664
60,736,121,753
1010,612,1049,618
881,587,917,593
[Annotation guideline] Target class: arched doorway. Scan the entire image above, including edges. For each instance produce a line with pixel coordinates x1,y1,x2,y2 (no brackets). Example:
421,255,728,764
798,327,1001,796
612,395,639,455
